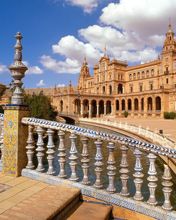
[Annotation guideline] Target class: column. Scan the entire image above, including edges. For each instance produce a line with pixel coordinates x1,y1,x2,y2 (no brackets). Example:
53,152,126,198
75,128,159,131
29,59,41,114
96,104,99,117
89,103,92,118
80,101,84,117
104,103,106,115
3,32,29,177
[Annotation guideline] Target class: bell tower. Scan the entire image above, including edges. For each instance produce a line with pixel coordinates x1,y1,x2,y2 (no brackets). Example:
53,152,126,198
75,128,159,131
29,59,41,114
161,23,176,75
78,57,90,90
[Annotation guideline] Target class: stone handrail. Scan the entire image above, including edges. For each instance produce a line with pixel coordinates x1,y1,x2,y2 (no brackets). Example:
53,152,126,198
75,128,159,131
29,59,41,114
80,118,176,150
20,116,176,218
22,117,176,159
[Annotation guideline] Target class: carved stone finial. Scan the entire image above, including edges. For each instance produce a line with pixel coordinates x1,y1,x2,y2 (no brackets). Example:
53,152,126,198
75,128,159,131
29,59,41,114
9,32,28,105
14,32,23,62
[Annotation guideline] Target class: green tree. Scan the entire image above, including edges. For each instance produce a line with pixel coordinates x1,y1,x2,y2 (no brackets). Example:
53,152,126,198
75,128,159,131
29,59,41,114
0,105,4,113
24,91,57,121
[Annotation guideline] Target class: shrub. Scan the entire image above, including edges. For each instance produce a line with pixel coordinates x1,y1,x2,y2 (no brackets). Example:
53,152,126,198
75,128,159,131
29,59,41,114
24,92,57,121
164,112,176,119
123,111,128,118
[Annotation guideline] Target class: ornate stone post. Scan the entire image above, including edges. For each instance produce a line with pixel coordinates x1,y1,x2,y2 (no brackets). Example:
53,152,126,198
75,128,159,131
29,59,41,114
94,139,103,188
36,126,45,172
107,142,116,193
119,144,129,196
3,32,29,176
81,137,90,185
69,133,78,181
46,128,55,175
58,130,66,178
133,148,144,200
147,153,158,205
162,164,173,210
26,125,35,169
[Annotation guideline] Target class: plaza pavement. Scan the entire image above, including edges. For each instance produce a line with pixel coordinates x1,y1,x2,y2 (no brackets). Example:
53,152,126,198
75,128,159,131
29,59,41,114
111,117,176,142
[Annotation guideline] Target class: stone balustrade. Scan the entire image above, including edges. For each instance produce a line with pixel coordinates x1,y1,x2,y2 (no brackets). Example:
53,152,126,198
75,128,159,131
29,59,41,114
20,117,176,214
0,115,176,218
80,117,175,149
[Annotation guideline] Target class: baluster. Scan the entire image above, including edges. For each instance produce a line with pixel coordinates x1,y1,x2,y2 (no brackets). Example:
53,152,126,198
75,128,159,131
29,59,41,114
162,164,173,210
119,144,129,196
81,137,90,185
0,120,4,164
26,125,35,169
107,142,116,193
58,130,66,178
36,126,45,172
94,139,103,189
46,128,55,175
147,153,158,205
133,148,144,200
69,133,78,181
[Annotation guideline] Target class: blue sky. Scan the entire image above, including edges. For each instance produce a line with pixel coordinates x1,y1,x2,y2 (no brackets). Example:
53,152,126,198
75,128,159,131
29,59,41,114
0,0,176,88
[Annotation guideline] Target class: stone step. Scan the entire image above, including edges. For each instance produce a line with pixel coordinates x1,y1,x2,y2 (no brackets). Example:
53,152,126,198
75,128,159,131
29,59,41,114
0,185,81,220
67,201,112,220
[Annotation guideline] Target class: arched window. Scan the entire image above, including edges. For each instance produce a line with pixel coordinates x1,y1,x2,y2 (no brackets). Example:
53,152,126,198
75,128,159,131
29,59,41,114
116,100,119,111
134,98,139,111
155,96,161,111
128,99,132,111
141,98,144,111
106,101,111,114
118,84,123,94
147,97,153,111
60,100,63,112
122,99,125,111
129,74,132,80
109,85,112,95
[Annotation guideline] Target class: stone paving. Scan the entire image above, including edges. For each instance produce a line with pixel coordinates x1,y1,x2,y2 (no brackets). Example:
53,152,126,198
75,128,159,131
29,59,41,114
112,117,176,142
0,173,155,220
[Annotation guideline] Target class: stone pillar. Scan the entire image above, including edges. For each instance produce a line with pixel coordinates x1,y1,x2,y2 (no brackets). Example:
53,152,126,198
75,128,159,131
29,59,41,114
81,101,84,117
96,104,99,117
89,104,92,118
144,97,147,117
2,32,29,177
104,104,106,115
111,103,114,116
3,106,29,177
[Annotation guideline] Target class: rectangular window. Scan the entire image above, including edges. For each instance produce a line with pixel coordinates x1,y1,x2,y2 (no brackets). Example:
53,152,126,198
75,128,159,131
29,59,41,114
166,78,169,84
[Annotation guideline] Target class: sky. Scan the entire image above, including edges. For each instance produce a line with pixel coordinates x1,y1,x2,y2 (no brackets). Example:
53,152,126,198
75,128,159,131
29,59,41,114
0,0,176,88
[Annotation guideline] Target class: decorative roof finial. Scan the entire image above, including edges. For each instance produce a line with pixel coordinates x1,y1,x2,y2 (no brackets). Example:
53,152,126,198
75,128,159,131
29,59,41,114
168,17,173,32
9,32,28,105
104,44,107,56
83,56,87,65
14,32,23,63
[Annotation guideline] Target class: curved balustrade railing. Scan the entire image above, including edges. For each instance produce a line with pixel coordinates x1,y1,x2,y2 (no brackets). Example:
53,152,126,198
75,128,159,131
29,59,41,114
0,113,4,121
21,117,176,214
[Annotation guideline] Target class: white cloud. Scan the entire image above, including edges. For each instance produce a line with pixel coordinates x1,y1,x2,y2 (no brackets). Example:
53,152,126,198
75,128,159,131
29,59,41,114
41,35,102,74
0,64,7,73
100,0,176,39
41,0,175,74
57,83,66,87
23,61,43,74
36,79,45,87
41,55,81,74
65,0,99,13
